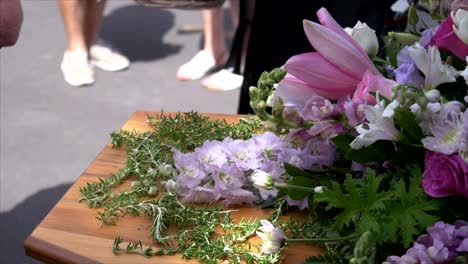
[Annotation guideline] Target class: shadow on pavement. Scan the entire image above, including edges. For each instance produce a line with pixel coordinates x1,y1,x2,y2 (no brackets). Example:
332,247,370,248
100,4,181,62
0,183,72,264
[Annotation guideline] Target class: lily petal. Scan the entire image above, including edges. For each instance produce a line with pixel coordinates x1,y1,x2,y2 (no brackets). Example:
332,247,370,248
274,75,319,108
277,75,355,101
303,19,379,80
284,52,360,90
316,7,377,66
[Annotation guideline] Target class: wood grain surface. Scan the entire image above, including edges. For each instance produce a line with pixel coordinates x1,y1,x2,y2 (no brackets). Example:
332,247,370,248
24,111,321,264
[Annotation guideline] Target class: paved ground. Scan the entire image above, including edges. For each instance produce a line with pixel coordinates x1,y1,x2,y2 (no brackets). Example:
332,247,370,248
0,1,239,262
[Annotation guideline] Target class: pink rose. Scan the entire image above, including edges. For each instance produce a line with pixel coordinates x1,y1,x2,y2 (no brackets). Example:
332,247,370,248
352,70,396,104
431,15,468,60
422,151,468,198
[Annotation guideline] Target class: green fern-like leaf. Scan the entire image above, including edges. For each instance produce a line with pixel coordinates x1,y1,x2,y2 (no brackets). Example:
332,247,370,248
315,171,391,236
383,167,440,247
303,252,347,264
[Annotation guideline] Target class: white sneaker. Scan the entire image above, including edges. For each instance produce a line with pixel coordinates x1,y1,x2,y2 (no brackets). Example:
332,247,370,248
60,51,95,87
177,50,226,81
90,43,130,72
202,68,243,91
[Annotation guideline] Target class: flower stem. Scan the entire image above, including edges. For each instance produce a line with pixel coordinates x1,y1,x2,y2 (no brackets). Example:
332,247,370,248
285,234,359,244
274,183,315,192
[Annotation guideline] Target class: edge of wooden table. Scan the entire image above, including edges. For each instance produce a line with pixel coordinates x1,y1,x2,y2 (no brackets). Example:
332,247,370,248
23,111,321,264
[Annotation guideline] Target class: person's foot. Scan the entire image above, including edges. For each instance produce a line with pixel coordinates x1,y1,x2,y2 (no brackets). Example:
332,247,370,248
89,43,130,72
176,50,227,81
202,68,243,91
60,51,95,87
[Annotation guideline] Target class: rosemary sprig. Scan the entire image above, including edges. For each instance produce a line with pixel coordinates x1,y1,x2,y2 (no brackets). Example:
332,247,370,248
81,112,272,263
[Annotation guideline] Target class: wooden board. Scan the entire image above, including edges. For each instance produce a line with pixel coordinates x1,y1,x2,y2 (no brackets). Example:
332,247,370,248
24,111,321,264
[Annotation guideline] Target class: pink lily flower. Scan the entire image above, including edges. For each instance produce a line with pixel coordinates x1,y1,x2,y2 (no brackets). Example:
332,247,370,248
279,8,389,102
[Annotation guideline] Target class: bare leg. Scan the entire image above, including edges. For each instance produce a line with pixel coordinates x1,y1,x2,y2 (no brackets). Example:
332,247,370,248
202,8,227,64
58,0,88,52
84,0,106,47
228,0,239,29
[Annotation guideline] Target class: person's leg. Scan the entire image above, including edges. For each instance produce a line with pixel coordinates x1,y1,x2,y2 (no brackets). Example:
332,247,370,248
202,8,228,62
58,0,94,86
58,0,88,53
201,0,253,91
85,0,129,71
176,7,228,81
84,0,106,47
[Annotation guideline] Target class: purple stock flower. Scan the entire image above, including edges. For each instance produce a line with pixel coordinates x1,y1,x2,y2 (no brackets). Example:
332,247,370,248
420,28,435,48
195,140,230,171
385,221,468,263
286,197,309,210
173,150,207,190
300,94,336,121
227,139,262,170
221,188,257,206
343,98,366,127
182,184,220,204
300,137,337,169
394,46,424,87
212,164,245,192
253,132,288,161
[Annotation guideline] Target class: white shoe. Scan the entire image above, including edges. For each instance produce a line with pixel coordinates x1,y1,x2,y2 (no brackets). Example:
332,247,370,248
60,51,95,87
176,50,226,81
90,43,130,72
202,68,243,91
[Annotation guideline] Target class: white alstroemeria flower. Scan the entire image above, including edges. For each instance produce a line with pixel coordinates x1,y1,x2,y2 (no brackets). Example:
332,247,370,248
344,21,379,57
422,109,467,155
256,220,285,254
408,44,459,89
452,9,468,45
251,170,274,190
350,99,403,149
461,57,468,86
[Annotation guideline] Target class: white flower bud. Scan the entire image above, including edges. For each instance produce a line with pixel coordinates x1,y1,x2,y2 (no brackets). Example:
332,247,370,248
164,179,178,193
345,21,379,57
452,9,468,45
158,164,173,178
314,186,324,193
256,220,285,254
251,170,274,190
147,186,158,197
424,89,441,102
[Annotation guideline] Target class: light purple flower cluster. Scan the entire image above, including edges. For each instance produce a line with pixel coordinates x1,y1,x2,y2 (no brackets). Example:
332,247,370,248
172,131,336,207
385,220,468,264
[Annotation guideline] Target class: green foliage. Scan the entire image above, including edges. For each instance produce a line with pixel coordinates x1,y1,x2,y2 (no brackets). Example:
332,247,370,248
393,108,424,142
384,167,440,247
303,252,348,264
81,112,269,263
350,232,376,264
383,35,403,67
314,167,440,250
315,171,391,236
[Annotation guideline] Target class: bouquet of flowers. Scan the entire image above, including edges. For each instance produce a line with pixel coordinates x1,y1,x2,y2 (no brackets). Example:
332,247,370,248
244,1,468,262
81,1,467,263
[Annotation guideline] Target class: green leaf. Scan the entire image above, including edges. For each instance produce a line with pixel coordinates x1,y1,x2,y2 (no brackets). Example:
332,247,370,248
384,167,440,247
393,109,424,141
331,134,354,157
344,143,390,163
303,252,347,264
315,172,391,236
284,162,315,178
383,36,403,67
288,176,315,200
